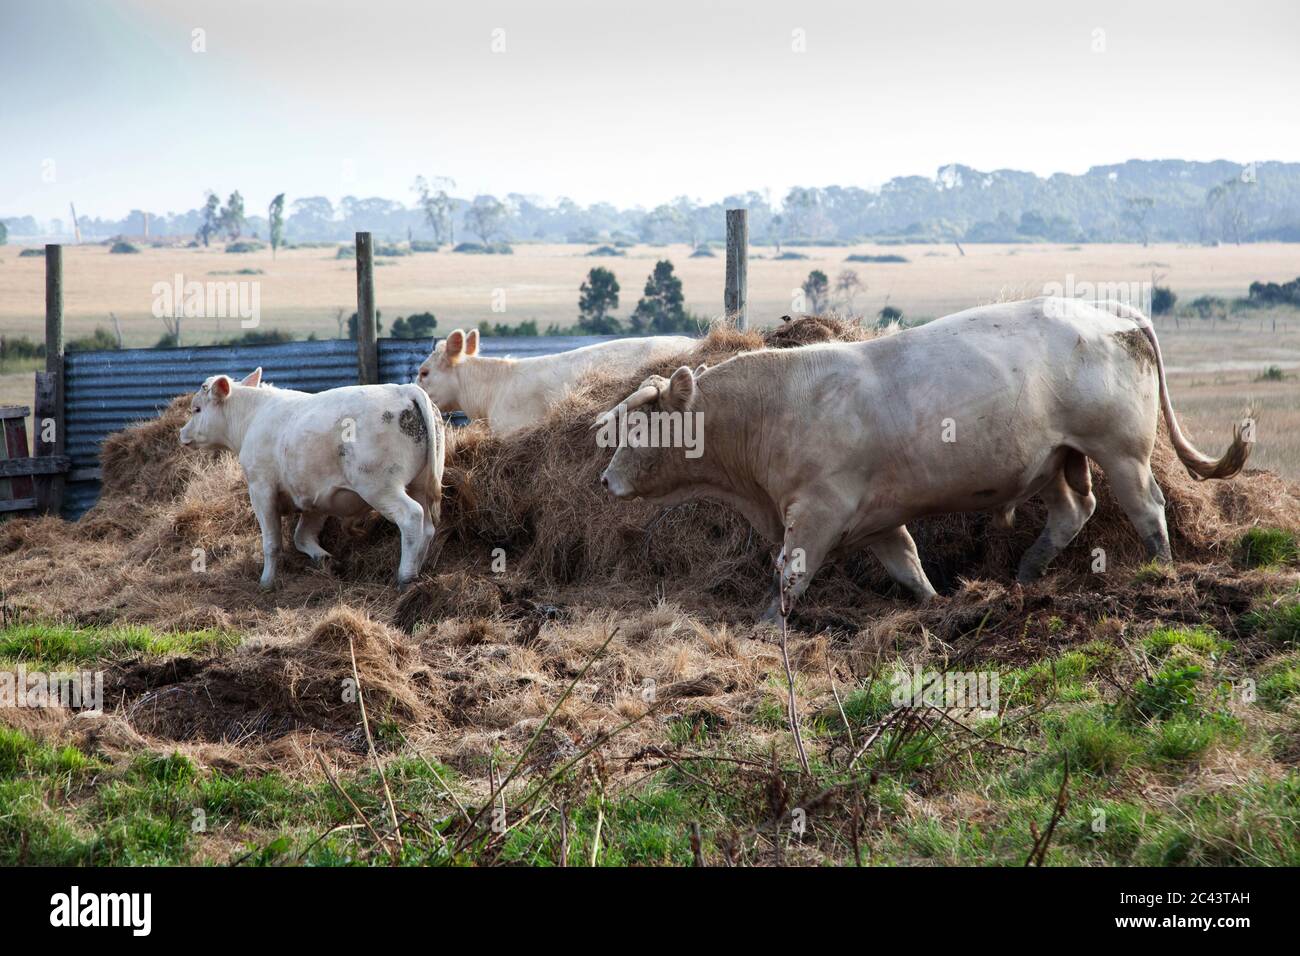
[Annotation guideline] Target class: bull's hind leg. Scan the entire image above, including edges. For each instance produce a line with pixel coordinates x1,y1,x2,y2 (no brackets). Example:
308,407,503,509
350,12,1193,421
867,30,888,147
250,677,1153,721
293,512,331,565
1017,452,1098,583
1093,454,1171,563
867,526,938,601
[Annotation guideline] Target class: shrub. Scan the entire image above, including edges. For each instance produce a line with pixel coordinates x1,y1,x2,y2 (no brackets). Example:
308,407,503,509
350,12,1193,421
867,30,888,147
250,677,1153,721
215,329,294,346
410,240,439,253
1150,286,1176,315
390,312,437,339
453,241,512,255
586,245,625,257
1248,277,1300,307
878,305,904,324
1188,295,1226,318
17,248,44,258
66,328,120,352
846,253,908,263
483,320,540,337
1131,662,1203,721
109,241,139,254
225,240,264,254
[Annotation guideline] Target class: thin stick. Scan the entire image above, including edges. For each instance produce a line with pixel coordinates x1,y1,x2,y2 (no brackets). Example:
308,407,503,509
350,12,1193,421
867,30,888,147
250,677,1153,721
349,635,403,853
315,752,389,859
457,627,621,849
396,728,471,826
826,656,854,753
778,604,811,774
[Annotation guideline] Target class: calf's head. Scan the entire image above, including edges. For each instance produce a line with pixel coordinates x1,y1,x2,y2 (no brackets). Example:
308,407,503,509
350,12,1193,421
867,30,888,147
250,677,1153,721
597,365,702,500
416,328,478,412
179,367,262,451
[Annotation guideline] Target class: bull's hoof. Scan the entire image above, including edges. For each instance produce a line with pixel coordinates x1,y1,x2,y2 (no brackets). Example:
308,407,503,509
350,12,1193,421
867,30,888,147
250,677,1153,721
310,554,334,574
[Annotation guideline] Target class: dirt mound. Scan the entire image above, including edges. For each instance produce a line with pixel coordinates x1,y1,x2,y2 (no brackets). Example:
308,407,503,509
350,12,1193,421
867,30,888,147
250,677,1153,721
106,607,427,745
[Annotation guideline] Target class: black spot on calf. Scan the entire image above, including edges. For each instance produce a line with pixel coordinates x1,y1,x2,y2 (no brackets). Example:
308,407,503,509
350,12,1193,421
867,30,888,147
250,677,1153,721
399,401,427,444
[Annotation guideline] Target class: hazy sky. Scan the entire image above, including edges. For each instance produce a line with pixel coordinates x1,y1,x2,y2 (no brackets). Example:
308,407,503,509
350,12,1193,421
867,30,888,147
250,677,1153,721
3,0,1298,221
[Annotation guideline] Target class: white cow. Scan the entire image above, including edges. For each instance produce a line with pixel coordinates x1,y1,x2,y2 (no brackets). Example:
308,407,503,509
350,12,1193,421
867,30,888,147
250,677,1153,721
179,368,445,590
598,297,1250,618
416,328,696,434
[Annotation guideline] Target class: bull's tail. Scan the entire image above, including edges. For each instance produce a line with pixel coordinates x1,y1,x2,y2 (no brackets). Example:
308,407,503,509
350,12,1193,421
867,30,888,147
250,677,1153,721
1105,300,1250,481
406,384,445,524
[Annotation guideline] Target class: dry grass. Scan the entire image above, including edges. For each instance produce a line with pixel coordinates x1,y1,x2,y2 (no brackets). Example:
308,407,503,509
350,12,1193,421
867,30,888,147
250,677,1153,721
1,313,1298,802
4,240,1300,344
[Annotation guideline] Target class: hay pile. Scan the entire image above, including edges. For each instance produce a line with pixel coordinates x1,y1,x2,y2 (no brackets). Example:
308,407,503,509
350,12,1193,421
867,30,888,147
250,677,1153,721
1,313,1297,777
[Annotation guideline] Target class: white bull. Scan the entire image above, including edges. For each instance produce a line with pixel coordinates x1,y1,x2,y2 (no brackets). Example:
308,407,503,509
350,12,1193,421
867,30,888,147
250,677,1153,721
179,368,445,590
416,328,696,434
597,297,1250,618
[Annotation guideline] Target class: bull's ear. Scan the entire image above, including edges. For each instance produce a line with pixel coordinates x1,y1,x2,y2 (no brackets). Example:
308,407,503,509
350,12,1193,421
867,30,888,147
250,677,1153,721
445,329,466,365
240,367,263,388
212,375,233,400
465,328,480,356
694,364,708,377
663,366,696,412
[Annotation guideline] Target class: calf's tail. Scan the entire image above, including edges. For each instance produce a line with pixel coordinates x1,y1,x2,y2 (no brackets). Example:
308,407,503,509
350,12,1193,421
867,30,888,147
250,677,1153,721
406,384,445,524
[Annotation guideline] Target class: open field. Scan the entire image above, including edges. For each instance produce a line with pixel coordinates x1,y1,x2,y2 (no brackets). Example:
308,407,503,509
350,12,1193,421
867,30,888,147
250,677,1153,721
1,318,1298,866
2,241,1300,344
2,240,1299,477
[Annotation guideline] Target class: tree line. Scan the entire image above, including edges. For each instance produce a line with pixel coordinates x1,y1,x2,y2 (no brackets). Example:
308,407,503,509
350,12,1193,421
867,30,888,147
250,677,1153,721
11,160,1300,246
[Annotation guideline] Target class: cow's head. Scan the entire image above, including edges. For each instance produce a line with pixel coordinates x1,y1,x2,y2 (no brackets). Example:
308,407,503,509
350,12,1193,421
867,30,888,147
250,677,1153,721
416,328,478,412
179,367,262,451
597,365,702,499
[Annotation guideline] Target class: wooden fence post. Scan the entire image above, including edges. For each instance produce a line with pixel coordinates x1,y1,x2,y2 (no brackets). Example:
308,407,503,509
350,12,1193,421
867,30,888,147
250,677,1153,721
35,244,65,515
725,209,748,330
355,231,378,384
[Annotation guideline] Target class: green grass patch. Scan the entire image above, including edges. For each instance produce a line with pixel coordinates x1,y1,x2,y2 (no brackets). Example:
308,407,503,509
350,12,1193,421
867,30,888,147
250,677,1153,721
1243,594,1300,645
0,622,238,666
1144,625,1230,660
1238,528,1298,568
1258,653,1300,709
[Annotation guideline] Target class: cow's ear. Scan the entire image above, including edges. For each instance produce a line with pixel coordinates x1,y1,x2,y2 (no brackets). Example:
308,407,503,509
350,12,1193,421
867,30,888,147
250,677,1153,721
444,329,466,365
240,367,263,388
212,375,233,401
663,366,696,412
465,328,480,356
694,364,708,377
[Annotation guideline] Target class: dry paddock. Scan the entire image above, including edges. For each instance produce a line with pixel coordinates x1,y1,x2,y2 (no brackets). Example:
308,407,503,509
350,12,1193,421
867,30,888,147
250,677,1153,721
1,315,1298,795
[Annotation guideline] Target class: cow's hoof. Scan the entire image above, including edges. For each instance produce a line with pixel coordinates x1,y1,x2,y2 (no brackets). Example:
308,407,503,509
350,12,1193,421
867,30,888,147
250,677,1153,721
396,577,414,594
311,554,334,574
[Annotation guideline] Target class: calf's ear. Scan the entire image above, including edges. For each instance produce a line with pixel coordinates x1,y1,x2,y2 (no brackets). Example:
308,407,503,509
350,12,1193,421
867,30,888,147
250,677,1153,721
465,328,480,356
445,329,466,364
240,367,263,387
212,375,233,400
663,366,696,412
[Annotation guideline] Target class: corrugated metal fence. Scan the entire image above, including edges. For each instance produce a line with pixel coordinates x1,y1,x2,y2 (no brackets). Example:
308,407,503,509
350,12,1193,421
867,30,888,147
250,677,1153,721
61,334,615,519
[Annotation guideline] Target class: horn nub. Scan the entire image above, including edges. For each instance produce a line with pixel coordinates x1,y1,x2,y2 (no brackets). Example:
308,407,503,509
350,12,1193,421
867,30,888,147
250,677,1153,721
591,382,662,430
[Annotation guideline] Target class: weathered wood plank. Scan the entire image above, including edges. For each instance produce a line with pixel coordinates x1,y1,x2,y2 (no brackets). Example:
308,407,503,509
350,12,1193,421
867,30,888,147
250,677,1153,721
0,455,71,477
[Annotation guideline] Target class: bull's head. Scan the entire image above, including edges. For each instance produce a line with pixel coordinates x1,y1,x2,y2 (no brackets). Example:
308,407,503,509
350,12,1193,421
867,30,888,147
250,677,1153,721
179,367,262,451
597,364,703,499
415,328,478,412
